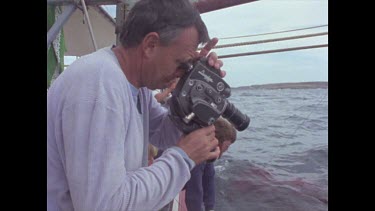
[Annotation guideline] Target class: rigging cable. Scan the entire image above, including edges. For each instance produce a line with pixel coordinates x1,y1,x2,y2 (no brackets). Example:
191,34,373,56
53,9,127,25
212,32,328,49
218,44,328,59
218,24,328,40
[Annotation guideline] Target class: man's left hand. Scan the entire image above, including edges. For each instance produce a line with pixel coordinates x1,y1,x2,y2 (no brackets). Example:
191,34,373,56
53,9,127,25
199,38,226,78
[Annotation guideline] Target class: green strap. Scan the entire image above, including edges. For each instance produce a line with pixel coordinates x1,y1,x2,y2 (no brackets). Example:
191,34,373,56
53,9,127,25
47,5,66,88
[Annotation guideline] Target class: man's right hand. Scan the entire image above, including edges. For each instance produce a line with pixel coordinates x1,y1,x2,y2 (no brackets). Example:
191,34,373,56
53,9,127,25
176,125,220,164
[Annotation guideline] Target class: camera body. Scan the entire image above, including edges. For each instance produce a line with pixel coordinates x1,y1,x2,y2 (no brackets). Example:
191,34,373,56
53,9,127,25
168,58,250,134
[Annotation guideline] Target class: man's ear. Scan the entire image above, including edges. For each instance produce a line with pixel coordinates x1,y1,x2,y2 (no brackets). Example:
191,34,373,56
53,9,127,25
142,32,160,58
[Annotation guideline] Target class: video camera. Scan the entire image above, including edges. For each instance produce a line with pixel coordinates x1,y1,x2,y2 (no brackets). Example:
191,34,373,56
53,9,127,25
168,57,250,134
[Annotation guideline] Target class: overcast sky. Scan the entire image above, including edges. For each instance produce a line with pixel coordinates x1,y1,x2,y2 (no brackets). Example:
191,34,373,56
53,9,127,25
85,0,328,87
197,0,328,87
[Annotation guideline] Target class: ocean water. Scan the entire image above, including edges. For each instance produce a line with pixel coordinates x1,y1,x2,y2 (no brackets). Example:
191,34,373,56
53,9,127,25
214,88,328,211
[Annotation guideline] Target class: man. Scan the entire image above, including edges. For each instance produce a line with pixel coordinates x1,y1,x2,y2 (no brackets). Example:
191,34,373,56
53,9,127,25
47,0,225,210
185,117,237,211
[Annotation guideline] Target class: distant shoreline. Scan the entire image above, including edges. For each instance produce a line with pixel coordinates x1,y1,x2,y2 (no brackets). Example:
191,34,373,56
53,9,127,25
232,81,328,90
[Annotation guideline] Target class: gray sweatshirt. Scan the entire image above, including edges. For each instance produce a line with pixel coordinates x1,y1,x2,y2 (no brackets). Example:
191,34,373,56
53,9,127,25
47,47,195,211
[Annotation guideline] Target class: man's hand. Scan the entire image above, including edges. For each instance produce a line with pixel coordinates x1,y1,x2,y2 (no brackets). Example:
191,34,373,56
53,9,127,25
177,125,220,164
199,38,226,78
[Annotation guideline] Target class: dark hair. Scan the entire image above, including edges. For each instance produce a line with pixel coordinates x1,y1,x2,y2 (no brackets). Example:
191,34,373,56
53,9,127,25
119,0,210,48
214,117,237,143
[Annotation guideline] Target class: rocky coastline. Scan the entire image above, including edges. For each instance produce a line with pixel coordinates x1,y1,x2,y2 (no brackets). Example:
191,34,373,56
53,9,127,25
232,81,328,90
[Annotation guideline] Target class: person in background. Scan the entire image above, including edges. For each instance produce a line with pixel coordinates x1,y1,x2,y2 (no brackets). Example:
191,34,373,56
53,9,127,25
154,79,179,105
47,0,226,210
148,144,158,166
151,75,236,211
185,117,237,211
215,118,237,160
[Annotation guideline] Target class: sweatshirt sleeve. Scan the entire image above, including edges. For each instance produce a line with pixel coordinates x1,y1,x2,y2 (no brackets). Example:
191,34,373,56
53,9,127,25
61,100,191,211
147,90,183,150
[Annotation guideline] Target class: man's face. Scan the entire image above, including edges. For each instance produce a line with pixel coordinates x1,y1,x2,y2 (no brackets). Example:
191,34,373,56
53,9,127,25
145,26,200,90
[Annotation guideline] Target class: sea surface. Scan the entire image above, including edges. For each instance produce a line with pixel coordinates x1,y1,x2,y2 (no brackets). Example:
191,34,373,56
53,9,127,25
214,88,328,211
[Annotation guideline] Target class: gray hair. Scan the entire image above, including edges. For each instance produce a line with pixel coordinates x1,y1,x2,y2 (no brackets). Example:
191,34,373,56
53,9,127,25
119,0,210,48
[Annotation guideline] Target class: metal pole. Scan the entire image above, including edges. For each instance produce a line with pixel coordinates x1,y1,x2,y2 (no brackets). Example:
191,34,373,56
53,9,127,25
47,0,119,6
47,4,77,50
193,0,259,13
47,0,75,5
115,0,137,45
115,1,126,45
80,0,98,50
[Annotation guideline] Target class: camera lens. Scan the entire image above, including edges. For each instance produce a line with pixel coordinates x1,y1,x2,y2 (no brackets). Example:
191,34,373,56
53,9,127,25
222,101,250,131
